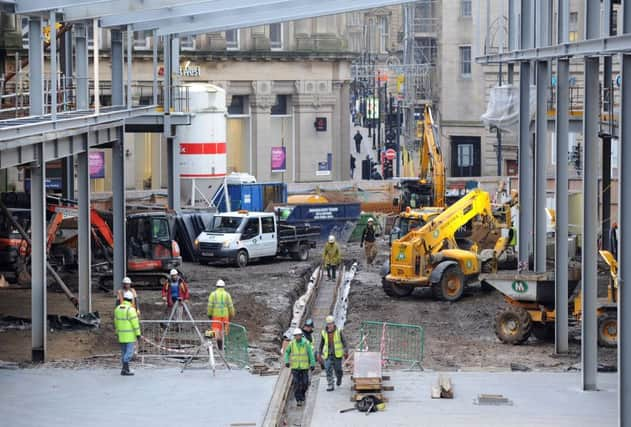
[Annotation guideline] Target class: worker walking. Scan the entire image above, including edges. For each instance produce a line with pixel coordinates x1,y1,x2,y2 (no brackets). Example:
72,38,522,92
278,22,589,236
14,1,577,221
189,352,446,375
360,218,377,265
317,315,348,391
323,235,341,281
114,291,142,376
116,277,138,313
207,279,235,350
354,130,363,154
302,318,315,344
284,328,316,407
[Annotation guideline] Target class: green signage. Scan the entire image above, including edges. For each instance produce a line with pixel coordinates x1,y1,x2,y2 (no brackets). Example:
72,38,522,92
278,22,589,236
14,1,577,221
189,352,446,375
511,280,528,293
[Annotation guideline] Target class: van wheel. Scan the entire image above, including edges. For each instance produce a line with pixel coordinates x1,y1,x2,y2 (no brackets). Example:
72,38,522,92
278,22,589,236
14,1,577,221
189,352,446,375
297,244,310,261
236,250,249,268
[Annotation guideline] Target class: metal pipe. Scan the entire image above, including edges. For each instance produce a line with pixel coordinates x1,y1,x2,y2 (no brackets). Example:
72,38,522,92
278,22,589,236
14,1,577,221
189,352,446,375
518,61,533,266
77,145,92,314
555,58,569,354
535,60,548,273
28,17,43,116
582,56,599,391
49,11,57,119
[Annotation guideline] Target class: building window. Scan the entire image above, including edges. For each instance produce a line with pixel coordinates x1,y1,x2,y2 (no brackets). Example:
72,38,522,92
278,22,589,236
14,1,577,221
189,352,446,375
133,30,150,50
415,38,437,65
269,23,283,50
271,95,289,115
225,29,239,50
180,35,196,51
451,136,481,177
569,12,579,42
611,10,618,36
460,0,472,17
379,16,390,53
228,95,248,115
459,46,472,77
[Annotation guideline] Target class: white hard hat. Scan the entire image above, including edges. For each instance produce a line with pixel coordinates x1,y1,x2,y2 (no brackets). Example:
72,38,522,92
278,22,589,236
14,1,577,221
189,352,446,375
293,328,303,335
328,235,335,243
325,315,335,324
170,269,178,276
122,277,132,285
216,279,225,287
367,217,374,223
123,290,134,301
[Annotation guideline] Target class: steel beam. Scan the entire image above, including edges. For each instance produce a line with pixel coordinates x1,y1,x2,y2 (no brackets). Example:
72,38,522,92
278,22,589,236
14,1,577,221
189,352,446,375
111,29,123,107
28,17,43,116
555,58,569,354
619,52,631,427
582,56,599,391
518,62,533,266
49,11,57,120
15,0,108,13
74,23,89,111
126,25,132,108
62,0,238,20
77,144,91,314
30,144,46,362
534,60,548,273
112,127,126,290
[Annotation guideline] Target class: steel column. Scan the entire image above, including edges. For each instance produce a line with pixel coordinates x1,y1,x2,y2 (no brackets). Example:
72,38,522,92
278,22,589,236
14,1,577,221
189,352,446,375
518,61,533,265
555,58,569,354
534,60,548,273
28,17,44,116
582,56,599,391
163,35,171,113
49,11,57,119
111,29,123,106
602,0,614,247
112,127,126,291
30,145,46,362
520,0,534,49
167,136,180,211
77,145,91,314
585,0,600,40
557,0,568,44
152,30,158,105
619,52,631,427
75,23,89,111
126,25,133,108
62,157,74,199
93,19,100,113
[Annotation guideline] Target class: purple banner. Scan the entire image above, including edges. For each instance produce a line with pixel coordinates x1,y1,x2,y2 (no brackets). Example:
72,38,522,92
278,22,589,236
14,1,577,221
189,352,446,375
271,146,286,173
89,151,105,179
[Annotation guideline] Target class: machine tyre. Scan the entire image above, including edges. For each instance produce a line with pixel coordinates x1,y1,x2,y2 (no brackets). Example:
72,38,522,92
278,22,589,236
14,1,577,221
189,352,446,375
598,312,617,348
433,265,465,302
291,244,309,261
495,306,532,344
531,323,555,342
236,250,249,268
382,279,413,297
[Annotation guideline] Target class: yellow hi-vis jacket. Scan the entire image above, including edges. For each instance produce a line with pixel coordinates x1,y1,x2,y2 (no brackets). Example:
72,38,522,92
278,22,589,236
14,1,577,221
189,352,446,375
114,301,141,343
207,288,235,318
320,329,344,359
323,242,341,266
284,337,316,370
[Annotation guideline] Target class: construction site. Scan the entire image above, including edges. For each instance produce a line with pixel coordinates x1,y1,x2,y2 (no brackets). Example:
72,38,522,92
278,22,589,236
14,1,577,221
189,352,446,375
0,0,628,426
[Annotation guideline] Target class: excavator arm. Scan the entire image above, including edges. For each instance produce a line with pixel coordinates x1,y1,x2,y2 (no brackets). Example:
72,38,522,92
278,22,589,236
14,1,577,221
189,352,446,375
418,105,446,208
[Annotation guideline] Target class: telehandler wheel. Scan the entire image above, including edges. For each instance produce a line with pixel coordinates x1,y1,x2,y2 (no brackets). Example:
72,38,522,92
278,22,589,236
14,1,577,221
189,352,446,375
531,323,555,342
432,265,465,302
598,312,617,348
495,305,532,344
382,279,413,297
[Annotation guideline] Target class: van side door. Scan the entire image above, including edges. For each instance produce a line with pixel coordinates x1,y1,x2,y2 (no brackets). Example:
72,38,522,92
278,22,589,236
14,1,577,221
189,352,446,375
260,215,277,256
241,217,262,258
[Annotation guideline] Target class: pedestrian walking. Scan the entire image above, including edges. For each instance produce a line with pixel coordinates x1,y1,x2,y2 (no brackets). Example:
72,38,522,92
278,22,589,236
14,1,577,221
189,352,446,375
284,328,316,407
317,315,348,391
323,235,341,281
116,277,139,313
353,130,363,154
360,217,377,265
114,291,142,376
207,279,235,350
350,155,356,179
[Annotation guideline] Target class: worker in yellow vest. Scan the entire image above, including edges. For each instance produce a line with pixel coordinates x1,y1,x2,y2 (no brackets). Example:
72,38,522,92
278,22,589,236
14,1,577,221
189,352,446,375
207,279,235,350
114,291,142,376
284,328,316,407
317,315,348,391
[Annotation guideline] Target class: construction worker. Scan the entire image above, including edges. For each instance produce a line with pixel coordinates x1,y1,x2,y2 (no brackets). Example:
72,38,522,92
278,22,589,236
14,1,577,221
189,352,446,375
114,290,141,376
207,279,235,350
161,269,190,308
317,315,348,391
302,318,315,344
360,217,377,265
323,235,341,281
115,277,138,313
284,328,316,407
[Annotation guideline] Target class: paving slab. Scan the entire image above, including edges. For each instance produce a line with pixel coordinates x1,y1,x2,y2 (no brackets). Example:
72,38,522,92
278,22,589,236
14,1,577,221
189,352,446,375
1,367,275,427
310,371,617,427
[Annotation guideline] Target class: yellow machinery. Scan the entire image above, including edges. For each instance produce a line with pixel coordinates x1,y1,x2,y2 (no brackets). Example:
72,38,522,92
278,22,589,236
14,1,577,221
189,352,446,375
486,250,617,347
383,188,505,301
397,105,445,210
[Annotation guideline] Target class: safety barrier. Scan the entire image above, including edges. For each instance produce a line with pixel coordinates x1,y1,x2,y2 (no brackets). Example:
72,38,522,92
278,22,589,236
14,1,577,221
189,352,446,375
359,320,424,368
138,319,249,368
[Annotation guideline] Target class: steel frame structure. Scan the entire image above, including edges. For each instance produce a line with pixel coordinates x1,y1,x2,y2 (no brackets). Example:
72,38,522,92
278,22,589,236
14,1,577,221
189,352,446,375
477,0,630,422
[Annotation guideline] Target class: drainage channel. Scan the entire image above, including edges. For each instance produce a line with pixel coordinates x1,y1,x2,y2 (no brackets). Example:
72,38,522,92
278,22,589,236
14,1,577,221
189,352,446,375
262,262,357,427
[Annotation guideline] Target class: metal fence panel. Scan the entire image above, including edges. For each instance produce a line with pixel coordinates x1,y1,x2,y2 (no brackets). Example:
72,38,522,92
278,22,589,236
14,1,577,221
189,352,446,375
359,320,424,367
